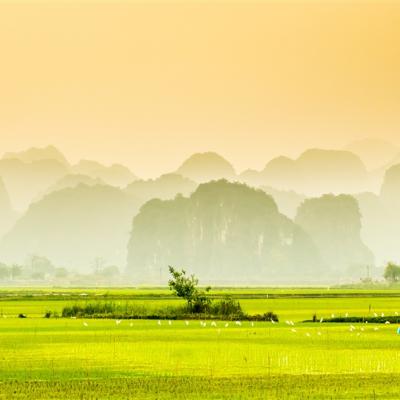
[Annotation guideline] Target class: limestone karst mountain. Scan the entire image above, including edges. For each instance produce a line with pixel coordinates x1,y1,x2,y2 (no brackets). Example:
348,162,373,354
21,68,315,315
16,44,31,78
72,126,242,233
125,173,197,202
72,160,137,187
127,180,323,284
264,149,368,195
355,164,400,266
176,152,236,183
344,138,400,171
295,194,374,278
0,184,141,270
2,145,69,166
40,174,105,198
261,186,306,219
0,158,69,211
0,177,18,238
238,149,369,196
0,146,138,211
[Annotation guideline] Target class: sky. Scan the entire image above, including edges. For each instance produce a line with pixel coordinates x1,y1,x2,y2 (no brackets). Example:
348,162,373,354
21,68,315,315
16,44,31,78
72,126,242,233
0,1,399,177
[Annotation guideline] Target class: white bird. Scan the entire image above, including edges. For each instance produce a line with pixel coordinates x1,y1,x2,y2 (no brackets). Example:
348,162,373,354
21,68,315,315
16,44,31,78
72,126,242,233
291,328,297,333
395,312,398,316
360,327,365,332
381,313,385,317
168,320,172,326
320,317,324,323
185,320,189,326
285,320,291,325
374,312,378,317
211,321,217,327
224,323,229,328
305,332,311,337
115,320,122,325
83,322,88,327
373,327,379,331
129,322,133,327
317,331,322,336
250,322,254,327
157,320,161,326
345,313,349,318
235,321,242,326
271,319,276,324
331,314,335,319
385,321,391,325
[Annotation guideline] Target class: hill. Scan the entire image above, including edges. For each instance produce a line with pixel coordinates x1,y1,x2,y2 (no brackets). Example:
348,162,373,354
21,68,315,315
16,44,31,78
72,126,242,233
295,194,374,278
0,184,141,270
127,180,323,284
176,152,236,183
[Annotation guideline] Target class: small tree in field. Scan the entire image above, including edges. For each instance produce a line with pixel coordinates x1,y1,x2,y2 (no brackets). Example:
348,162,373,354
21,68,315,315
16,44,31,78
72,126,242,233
168,266,211,313
384,262,400,283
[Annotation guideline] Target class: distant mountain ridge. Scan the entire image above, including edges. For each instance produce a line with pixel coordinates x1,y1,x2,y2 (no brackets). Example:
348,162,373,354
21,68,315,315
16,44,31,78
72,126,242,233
239,149,369,196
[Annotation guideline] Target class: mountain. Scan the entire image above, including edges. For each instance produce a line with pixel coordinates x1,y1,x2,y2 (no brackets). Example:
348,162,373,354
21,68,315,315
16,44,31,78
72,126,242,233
2,145,69,166
344,138,400,171
40,174,105,198
0,158,69,211
354,166,400,266
260,149,369,195
0,178,18,238
72,160,137,187
125,173,197,202
0,184,141,270
176,152,236,183
380,164,400,209
295,194,374,278
355,192,390,267
127,180,323,284
261,186,306,219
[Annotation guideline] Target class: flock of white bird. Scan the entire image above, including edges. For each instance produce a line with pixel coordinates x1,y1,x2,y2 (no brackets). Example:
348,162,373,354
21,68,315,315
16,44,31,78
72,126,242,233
77,313,400,337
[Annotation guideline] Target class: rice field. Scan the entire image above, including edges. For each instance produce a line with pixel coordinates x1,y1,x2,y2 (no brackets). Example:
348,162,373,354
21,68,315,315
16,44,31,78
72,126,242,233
1,288,400,399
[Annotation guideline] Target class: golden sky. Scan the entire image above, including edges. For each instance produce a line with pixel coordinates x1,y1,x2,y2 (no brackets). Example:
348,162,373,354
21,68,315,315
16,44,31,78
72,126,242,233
0,1,399,177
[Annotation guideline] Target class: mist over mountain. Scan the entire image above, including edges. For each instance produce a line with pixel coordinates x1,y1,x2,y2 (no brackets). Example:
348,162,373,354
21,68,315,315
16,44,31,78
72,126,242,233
0,146,137,211
262,149,368,196
3,145,69,166
72,160,136,187
0,178,18,238
41,174,105,198
261,186,305,219
125,173,197,202
0,158,69,211
127,180,323,284
0,184,141,270
344,138,400,171
355,164,400,266
176,152,236,183
0,142,399,284
295,194,374,279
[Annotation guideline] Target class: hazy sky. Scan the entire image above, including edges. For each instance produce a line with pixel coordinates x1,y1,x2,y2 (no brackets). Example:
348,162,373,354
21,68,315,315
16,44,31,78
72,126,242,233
0,1,399,177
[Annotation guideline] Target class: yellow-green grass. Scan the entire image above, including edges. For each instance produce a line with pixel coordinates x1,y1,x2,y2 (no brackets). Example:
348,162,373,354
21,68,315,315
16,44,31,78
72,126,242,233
2,288,400,399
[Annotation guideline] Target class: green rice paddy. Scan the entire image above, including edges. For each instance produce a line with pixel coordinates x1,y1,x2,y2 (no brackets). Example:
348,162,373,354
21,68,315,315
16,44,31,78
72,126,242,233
1,288,400,399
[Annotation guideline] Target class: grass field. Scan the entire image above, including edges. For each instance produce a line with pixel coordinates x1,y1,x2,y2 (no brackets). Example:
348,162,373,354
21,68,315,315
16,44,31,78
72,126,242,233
1,288,400,399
